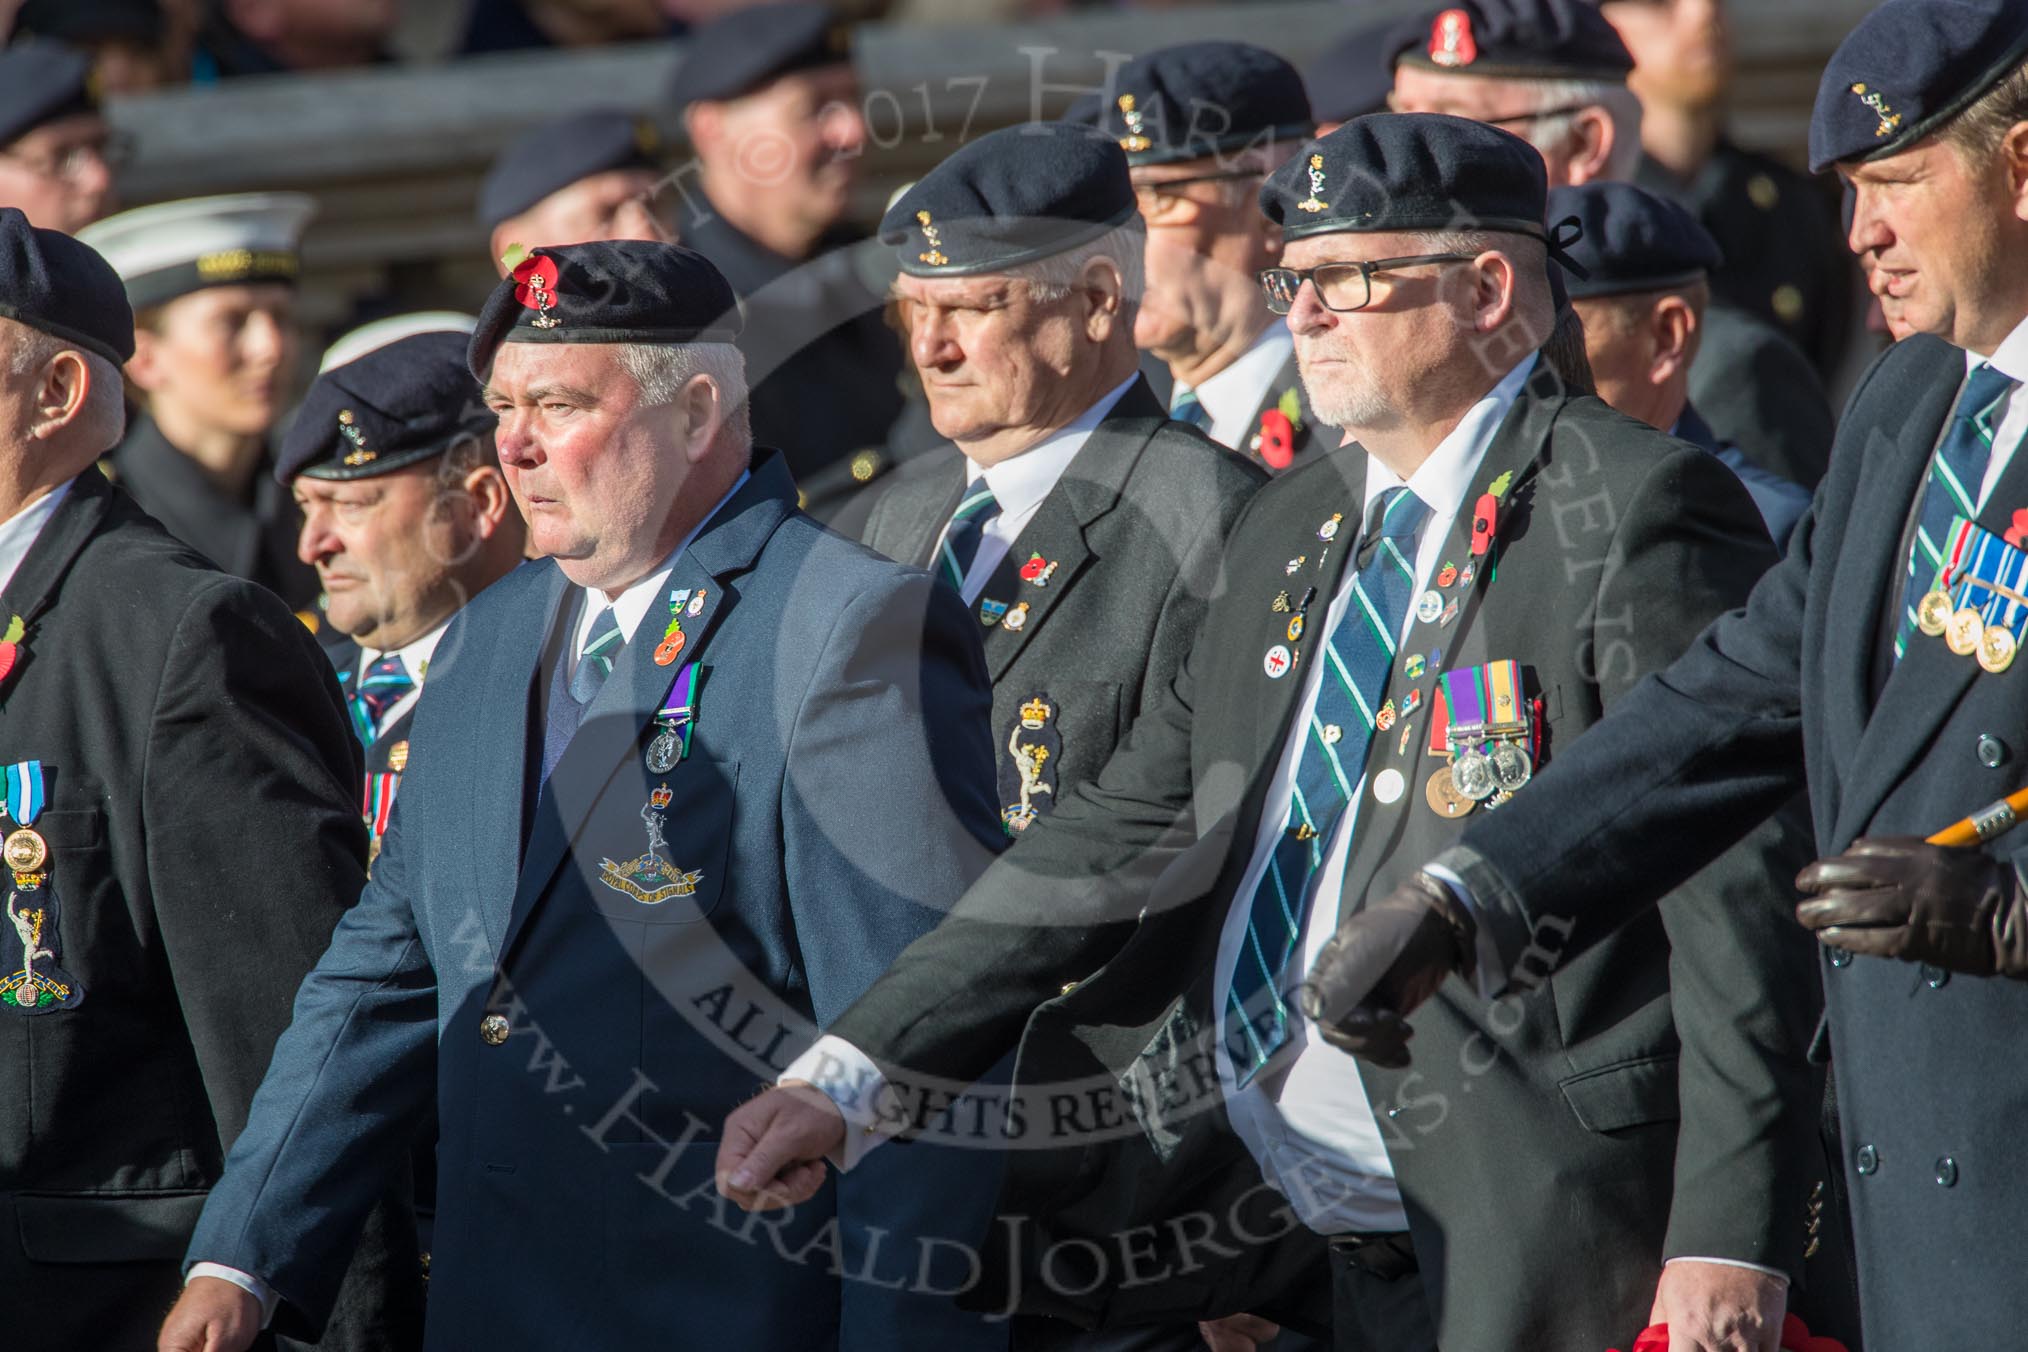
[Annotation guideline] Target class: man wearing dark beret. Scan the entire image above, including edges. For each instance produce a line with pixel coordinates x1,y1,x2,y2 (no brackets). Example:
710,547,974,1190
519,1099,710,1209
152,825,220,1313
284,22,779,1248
478,109,675,271
82,191,319,609
1388,0,1838,493
12,0,185,94
0,38,122,233
1082,42,1332,475
0,209,422,1351
1306,2,2028,1345
723,111,1822,1352
1550,180,1811,548
669,1,908,522
1600,0,1858,390
162,238,1010,1352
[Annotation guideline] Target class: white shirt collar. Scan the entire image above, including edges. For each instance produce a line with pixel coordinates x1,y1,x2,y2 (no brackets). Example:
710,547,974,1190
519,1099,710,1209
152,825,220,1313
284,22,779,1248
360,617,450,685
1966,312,2028,384
573,468,751,656
1361,354,1536,521
965,373,1140,518
1183,323,1295,447
0,478,73,600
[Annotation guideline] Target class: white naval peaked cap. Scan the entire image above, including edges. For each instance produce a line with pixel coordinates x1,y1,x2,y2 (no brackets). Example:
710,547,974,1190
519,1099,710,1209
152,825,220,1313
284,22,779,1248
77,191,317,310
319,311,479,374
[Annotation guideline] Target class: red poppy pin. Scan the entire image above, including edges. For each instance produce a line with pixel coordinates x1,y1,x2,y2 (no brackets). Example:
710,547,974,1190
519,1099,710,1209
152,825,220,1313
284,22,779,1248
0,614,25,691
512,253,563,330
1253,409,1296,471
2007,506,2028,549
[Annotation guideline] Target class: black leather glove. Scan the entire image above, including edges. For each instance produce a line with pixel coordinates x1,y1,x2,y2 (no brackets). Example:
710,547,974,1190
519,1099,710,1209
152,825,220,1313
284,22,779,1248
1795,836,2028,978
1300,872,1477,1068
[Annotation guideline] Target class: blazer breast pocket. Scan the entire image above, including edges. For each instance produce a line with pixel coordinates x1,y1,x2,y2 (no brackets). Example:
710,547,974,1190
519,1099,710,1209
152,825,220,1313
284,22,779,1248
584,759,738,925
39,806,105,854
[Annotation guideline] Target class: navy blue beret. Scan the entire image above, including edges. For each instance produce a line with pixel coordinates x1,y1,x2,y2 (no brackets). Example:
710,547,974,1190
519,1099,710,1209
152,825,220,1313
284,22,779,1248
1084,42,1313,168
1260,112,1552,244
0,206,132,365
0,39,96,148
1307,18,1424,125
469,240,742,379
477,110,662,230
1547,182,1720,299
1395,0,1633,82
667,2,850,108
280,333,493,484
14,0,164,47
882,122,1138,278
1809,0,2028,172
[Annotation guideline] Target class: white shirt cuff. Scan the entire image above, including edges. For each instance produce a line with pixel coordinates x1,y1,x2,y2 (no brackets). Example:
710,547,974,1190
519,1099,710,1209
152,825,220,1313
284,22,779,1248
1421,862,1507,998
780,1033,900,1172
1664,1255,1790,1283
186,1262,279,1327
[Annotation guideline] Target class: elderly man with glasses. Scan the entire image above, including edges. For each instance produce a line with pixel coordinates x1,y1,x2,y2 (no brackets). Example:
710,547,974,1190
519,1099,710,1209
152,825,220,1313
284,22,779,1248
722,112,1828,1352
0,38,125,234
1080,42,1332,473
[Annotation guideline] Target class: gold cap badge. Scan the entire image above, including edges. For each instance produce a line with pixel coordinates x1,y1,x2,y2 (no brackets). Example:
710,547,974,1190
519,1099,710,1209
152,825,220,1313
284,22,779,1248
916,210,948,268
1117,94,1152,154
1297,154,1328,214
338,409,376,466
1850,83,1903,140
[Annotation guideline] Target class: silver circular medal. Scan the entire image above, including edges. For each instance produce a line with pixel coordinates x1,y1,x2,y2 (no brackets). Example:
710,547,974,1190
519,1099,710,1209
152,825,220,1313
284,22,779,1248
1489,741,1533,792
1415,590,1444,624
1451,747,1497,801
645,728,682,774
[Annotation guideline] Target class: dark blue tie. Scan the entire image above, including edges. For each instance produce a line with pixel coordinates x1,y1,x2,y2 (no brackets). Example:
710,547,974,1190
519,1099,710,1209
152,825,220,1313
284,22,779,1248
1895,363,2017,661
1229,487,1430,1084
937,485,1001,593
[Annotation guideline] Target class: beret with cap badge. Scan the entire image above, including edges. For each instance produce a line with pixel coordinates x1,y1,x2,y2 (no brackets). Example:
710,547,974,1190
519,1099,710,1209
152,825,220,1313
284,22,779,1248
278,331,493,485
881,122,1138,279
1808,0,2028,172
1081,42,1314,168
468,239,743,379
1394,0,1634,83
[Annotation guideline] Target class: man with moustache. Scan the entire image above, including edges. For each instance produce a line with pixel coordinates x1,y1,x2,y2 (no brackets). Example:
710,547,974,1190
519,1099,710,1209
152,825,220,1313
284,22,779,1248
722,114,1824,1352
1305,2,2028,1346
670,2,904,520
1088,43,1331,474
84,192,319,608
159,239,1008,1352
477,109,676,270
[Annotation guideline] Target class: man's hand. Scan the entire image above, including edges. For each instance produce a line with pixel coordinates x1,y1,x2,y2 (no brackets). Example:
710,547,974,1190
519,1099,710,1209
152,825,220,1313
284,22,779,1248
1198,1312,1281,1351
158,1276,262,1352
1795,836,2028,977
1300,871,1475,1067
1648,1260,1787,1352
715,1080,845,1212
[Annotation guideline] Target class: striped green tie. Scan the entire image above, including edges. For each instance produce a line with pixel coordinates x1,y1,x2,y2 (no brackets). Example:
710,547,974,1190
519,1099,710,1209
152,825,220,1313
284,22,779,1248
938,485,1001,593
1895,362,2017,661
570,606,625,704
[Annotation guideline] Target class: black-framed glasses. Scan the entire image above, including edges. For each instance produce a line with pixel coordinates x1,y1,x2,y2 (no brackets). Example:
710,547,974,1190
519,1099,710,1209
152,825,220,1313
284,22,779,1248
1480,102,1595,130
1257,253,1477,314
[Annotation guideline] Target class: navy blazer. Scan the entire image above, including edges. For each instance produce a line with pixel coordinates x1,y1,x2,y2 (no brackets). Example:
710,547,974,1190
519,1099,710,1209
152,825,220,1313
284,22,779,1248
1452,334,2028,1347
188,455,1009,1350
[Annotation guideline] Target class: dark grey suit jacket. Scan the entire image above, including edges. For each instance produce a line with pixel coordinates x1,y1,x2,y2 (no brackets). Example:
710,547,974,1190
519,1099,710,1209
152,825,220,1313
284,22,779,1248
831,359,1830,1349
861,377,1265,835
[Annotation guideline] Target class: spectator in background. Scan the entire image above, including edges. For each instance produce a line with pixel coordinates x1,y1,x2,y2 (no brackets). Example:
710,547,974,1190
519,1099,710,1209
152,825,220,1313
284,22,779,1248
12,0,188,94
195,0,398,78
462,0,678,54
0,40,122,233
1600,0,1856,388
478,109,675,269
672,1,906,521
83,192,321,609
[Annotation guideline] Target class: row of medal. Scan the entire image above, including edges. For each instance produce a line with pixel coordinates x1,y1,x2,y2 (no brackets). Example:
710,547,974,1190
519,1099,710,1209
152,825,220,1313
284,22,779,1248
1914,517,2026,673
1263,481,1534,820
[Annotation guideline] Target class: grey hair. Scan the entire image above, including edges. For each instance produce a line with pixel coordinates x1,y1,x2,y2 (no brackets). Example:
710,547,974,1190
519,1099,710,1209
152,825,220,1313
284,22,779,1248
1518,78,1644,183
5,322,125,450
612,341,752,448
1014,220,1147,309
